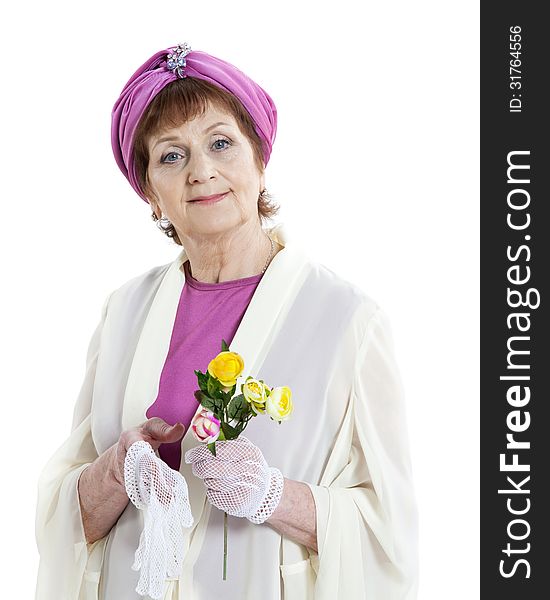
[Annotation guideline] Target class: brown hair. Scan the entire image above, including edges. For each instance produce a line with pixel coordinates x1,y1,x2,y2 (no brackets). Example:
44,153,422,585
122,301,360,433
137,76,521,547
132,77,280,245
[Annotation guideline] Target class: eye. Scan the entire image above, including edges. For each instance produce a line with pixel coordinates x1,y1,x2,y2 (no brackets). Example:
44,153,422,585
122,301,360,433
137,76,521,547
161,151,182,164
212,137,231,151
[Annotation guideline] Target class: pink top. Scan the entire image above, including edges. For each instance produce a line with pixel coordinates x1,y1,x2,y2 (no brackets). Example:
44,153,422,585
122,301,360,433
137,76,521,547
146,259,264,470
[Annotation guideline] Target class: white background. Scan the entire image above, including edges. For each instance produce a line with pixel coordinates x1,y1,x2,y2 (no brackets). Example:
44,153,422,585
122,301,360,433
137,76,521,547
0,1,479,597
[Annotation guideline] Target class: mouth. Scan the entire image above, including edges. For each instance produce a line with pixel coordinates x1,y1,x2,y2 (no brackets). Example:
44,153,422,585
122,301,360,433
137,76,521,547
189,192,228,204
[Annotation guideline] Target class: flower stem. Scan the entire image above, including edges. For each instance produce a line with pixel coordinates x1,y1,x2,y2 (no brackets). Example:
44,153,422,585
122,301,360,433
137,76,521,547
223,511,228,580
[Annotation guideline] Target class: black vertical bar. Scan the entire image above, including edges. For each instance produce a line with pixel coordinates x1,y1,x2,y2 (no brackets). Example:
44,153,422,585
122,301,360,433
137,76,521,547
481,2,549,598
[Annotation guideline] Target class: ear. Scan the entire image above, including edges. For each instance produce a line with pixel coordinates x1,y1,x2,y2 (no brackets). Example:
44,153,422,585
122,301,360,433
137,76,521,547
259,171,266,193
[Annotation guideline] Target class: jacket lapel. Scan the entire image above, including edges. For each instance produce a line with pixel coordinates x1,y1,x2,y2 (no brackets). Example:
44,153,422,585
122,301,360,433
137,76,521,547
121,249,187,432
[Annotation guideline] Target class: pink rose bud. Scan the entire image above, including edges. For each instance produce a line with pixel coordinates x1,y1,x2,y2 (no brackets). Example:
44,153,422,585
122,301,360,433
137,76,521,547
191,409,221,444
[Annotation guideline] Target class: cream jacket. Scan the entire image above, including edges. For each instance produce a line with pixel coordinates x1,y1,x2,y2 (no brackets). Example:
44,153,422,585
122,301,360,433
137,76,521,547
35,223,418,599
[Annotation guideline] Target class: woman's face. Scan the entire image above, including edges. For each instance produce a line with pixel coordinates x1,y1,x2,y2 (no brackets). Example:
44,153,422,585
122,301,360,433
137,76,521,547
146,103,265,241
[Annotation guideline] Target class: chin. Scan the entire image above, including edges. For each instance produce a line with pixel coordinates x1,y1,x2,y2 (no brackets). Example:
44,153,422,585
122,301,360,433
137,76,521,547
191,215,241,237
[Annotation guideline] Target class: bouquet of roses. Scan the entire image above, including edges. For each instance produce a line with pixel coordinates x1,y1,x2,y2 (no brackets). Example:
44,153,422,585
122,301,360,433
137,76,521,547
191,340,293,454
190,339,293,578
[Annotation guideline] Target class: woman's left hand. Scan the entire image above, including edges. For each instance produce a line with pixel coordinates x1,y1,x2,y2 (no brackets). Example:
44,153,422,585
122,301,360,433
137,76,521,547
184,436,284,523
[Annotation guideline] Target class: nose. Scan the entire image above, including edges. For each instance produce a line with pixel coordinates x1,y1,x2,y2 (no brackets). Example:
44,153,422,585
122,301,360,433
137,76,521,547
187,149,217,185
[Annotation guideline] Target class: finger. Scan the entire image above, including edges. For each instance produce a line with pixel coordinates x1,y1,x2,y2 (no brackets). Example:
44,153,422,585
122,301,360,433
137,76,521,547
212,440,259,462
142,418,185,443
191,459,245,480
203,477,233,492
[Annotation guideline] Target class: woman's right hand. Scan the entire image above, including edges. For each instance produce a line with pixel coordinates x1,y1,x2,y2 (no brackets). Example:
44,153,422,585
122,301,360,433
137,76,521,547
111,418,186,486
79,418,185,544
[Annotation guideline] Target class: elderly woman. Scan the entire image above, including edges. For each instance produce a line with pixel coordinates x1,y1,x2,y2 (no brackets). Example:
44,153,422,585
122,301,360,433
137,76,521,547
35,44,418,600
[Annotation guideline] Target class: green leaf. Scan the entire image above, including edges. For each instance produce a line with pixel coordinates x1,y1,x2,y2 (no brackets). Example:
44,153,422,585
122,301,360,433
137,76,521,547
197,392,217,413
234,422,246,436
227,394,250,421
221,422,239,440
207,442,217,456
220,390,233,409
207,374,222,398
214,389,227,402
202,393,223,414
221,339,230,352
195,370,209,393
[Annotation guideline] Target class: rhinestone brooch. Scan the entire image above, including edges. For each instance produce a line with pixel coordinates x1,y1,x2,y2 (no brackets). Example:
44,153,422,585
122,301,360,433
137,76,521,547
166,42,192,78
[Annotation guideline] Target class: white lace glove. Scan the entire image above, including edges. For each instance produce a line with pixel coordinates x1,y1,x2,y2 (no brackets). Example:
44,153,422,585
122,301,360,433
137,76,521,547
124,441,194,600
184,436,284,524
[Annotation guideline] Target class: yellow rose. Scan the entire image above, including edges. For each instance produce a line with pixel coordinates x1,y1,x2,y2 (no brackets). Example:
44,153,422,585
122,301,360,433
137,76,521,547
242,378,268,414
265,386,293,422
207,351,245,387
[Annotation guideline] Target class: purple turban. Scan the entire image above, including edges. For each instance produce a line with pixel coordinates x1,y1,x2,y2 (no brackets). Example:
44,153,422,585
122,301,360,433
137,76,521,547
111,43,277,203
